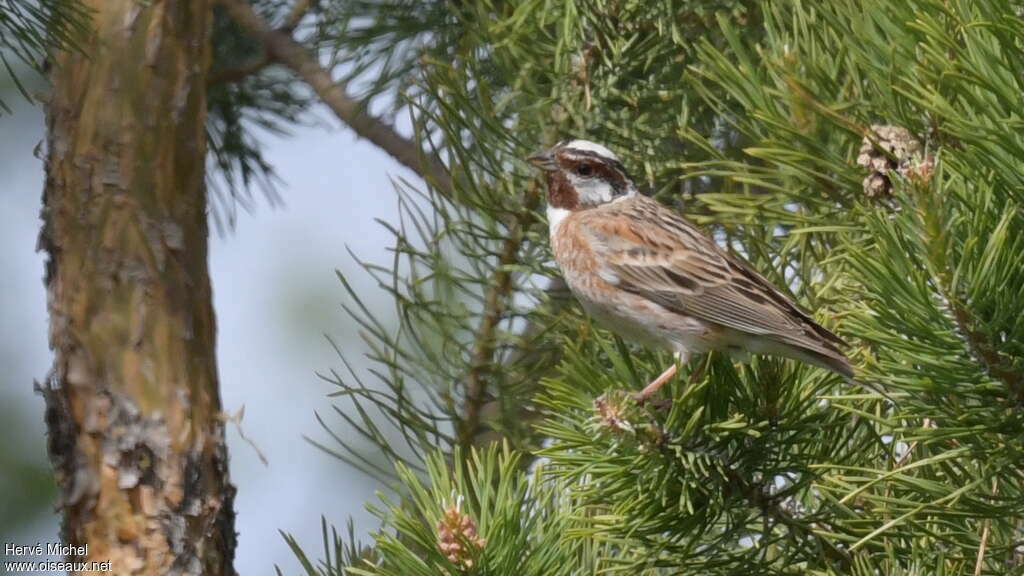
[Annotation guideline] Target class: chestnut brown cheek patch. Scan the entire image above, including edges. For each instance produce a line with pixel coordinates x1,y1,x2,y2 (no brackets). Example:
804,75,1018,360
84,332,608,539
547,172,579,210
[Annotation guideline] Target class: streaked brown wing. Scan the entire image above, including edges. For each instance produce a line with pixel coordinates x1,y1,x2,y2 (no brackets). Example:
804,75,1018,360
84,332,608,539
578,195,847,354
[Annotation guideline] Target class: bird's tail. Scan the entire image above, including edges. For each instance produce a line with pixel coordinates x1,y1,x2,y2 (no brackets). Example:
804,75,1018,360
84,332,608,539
790,344,893,400
752,336,854,379
795,346,855,379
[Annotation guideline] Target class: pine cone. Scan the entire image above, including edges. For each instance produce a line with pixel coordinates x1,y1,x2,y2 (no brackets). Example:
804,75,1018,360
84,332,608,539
856,124,922,197
436,498,486,569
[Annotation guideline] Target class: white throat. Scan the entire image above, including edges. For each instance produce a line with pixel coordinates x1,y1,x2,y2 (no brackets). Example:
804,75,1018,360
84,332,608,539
546,205,571,237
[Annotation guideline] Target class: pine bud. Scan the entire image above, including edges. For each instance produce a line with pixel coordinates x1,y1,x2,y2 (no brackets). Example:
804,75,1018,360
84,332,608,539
593,392,634,433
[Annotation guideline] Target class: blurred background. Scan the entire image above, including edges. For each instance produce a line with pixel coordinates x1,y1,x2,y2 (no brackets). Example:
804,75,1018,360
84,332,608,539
0,73,406,573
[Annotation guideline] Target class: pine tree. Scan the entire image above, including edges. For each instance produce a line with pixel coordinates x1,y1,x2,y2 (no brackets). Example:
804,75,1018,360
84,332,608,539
22,0,1023,573
219,0,1024,574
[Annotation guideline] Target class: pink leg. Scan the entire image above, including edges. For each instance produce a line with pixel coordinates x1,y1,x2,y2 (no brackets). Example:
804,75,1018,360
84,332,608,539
632,363,679,402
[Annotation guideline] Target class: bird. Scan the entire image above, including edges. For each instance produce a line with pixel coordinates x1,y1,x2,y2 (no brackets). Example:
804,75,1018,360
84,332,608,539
528,139,853,400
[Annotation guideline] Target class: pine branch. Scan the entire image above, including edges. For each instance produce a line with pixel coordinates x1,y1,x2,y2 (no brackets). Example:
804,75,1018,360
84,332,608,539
949,302,1024,403
915,189,1024,403
727,468,853,571
460,183,541,451
215,0,453,195
281,0,311,32
208,53,269,86
0,0,90,113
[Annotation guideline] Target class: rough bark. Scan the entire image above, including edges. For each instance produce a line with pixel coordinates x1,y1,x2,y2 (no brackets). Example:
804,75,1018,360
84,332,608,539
38,1,236,574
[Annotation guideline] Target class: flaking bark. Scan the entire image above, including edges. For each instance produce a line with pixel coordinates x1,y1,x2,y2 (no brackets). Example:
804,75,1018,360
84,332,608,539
38,1,237,574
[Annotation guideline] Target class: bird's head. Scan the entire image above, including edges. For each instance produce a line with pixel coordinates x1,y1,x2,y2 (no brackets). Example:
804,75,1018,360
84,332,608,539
528,139,637,214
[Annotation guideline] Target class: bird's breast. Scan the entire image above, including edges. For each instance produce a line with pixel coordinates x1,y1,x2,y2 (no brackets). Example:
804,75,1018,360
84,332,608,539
550,216,605,294
551,218,704,351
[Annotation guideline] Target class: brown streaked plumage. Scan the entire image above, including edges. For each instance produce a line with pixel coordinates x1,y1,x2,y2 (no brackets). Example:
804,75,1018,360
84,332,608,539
529,139,852,398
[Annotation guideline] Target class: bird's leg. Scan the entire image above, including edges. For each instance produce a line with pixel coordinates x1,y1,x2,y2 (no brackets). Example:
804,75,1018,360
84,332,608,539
632,364,678,402
632,351,690,403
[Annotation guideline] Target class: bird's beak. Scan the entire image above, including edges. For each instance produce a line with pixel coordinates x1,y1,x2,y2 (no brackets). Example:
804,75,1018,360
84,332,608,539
527,150,557,172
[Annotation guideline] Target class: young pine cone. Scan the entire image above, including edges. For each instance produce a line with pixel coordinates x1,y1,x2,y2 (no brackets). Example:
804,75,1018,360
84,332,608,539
436,498,486,570
856,124,923,197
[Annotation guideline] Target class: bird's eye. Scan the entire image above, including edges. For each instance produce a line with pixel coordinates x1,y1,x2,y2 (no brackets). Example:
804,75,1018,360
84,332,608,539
576,163,594,176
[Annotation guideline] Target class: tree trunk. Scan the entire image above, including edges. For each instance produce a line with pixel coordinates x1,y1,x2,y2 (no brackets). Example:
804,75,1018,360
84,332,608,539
38,1,236,574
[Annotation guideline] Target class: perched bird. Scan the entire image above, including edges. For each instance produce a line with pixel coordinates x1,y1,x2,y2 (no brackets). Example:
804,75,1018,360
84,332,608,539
528,139,853,399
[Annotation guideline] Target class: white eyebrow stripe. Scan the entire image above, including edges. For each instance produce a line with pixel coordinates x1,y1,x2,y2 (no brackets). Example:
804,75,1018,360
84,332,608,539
563,139,620,162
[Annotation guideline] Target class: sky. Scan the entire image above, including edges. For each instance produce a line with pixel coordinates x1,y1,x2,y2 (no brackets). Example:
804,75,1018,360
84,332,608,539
0,91,412,573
